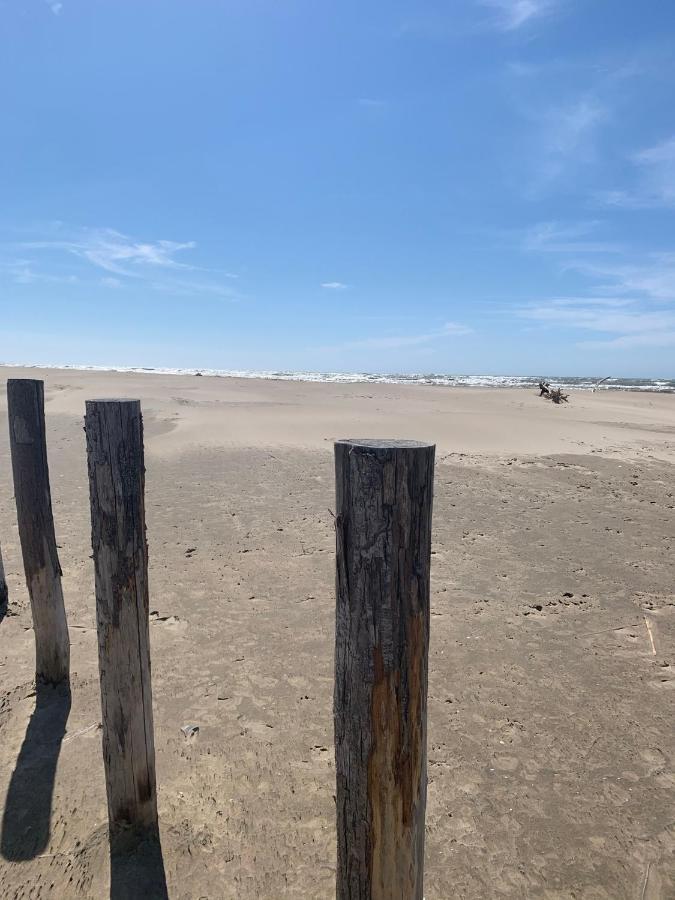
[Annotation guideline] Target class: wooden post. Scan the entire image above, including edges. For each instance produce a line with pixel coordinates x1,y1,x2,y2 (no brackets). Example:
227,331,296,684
7,379,69,684
85,399,158,836
334,439,435,900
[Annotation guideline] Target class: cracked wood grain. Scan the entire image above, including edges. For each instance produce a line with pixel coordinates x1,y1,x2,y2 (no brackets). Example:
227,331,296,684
85,399,158,835
334,438,435,900
7,379,69,684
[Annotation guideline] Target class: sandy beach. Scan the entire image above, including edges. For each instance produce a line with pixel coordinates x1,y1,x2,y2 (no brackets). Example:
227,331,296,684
1,366,674,899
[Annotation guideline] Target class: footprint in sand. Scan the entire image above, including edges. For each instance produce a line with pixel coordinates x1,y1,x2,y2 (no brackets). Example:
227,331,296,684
150,610,186,630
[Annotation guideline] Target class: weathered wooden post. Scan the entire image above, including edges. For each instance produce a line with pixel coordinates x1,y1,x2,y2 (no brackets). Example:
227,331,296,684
7,379,69,683
334,439,434,900
85,399,158,838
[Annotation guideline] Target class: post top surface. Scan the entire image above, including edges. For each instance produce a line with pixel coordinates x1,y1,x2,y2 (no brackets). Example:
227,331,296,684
86,398,141,405
335,438,434,450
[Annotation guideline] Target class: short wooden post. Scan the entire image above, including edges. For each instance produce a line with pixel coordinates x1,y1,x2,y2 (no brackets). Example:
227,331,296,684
334,439,435,900
85,399,158,836
7,379,69,684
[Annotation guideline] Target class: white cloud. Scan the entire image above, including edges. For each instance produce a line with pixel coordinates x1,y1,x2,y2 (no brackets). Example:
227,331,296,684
568,256,675,302
540,98,606,181
44,0,63,14
511,92,607,191
149,278,238,300
325,321,472,352
0,259,78,285
2,225,239,300
519,301,675,333
522,220,621,254
479,0,556,31
357,98,387,109
537,296,635,308
321,281,349,290
582,332,675,349
517,299,675,349
19,227,196,277
598,135,675,208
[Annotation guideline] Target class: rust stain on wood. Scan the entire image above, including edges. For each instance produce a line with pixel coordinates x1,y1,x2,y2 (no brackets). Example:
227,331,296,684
368,613,425,898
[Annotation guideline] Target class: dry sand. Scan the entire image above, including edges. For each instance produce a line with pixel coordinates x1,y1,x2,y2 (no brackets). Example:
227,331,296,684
0,366,674,899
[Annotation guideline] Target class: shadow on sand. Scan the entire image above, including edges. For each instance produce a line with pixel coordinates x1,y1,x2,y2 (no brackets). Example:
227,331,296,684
1,681,71,861
0,582,8,625
110,826,169,900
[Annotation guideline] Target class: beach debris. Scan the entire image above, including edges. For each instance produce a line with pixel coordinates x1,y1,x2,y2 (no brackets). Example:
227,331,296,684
64,722,101,743
538,381,569,404
592,376,611,392
181,724,200,739
549,387,569,404
644,616,657,655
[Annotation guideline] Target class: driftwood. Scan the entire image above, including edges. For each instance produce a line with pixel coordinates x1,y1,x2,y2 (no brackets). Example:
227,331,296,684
549,387,569,404
7,379,70,684
334,438,434,899
539,381,569,404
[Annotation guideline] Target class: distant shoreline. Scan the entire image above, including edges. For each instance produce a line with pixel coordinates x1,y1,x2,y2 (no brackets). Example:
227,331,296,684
1,362,673,393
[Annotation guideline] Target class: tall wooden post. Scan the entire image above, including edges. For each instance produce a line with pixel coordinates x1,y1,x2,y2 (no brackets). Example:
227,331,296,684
85,399,158,836
334,439,435,900
7,379,69,684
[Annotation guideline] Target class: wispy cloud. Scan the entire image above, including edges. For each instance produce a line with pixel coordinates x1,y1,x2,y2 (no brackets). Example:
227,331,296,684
515,217,675,302
324,321,472,352
582,332,675,348
45,0,63,15
517,298,675,348
507,79,608,192
357,98,387,109
149,278,238,299
503,48,660,196
536,97,607,184
599,135,675,208
19,227,196,277
321,281,349,290
0,259,78,286
479,0,556,31
567,255,675,302
514,212,675,349
522,220,622,254
396,0,559,40
1,225,239,299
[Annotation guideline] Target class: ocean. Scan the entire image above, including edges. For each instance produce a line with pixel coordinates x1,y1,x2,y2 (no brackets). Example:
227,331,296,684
3,363,674,393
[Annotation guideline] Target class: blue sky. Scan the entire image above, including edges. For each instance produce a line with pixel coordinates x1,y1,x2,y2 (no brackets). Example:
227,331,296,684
1,0,675,376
